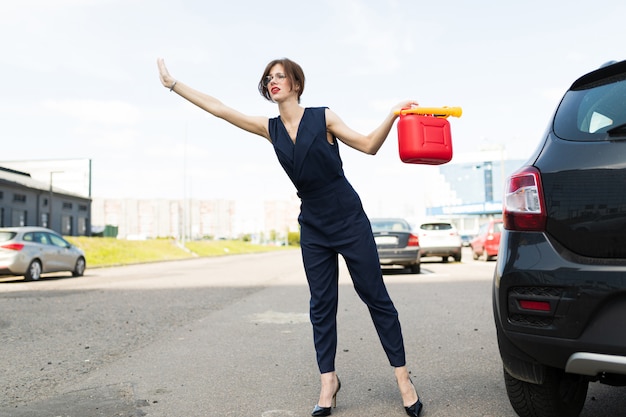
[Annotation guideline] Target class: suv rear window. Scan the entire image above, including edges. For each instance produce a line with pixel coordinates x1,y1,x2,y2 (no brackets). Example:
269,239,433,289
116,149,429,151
554,66,626,141
420,223,453,231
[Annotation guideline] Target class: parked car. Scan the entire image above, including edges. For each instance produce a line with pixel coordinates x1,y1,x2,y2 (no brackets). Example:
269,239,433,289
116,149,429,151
0,226,86,281
370,218,420,274
418,222,462,262
493,60,626,417
470,219,503,261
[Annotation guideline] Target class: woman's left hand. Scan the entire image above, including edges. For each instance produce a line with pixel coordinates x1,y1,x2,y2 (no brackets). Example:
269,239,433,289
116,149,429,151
391,100,419,117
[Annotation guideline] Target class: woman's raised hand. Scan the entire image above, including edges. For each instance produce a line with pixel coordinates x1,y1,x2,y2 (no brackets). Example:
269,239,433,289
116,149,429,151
157,58,176,90
391,100,419,116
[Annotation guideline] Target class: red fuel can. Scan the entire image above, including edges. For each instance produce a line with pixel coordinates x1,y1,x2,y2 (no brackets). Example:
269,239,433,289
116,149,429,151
397,114,453,165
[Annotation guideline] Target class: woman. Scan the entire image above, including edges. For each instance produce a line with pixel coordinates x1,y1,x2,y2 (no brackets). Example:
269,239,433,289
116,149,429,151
157,57,423,417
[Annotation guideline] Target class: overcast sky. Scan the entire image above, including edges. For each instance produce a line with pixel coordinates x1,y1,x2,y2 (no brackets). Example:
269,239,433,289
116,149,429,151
2,0,624,216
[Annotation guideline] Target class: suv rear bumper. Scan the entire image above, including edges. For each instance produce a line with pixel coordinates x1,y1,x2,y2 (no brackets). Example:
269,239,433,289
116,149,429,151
420,246,461,257
493,230,626,381
566,352,626,376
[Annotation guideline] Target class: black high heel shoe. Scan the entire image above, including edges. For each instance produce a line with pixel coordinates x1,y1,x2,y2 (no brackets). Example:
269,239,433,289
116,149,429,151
405,398,423,417
311,376,341,416
403,378,423,417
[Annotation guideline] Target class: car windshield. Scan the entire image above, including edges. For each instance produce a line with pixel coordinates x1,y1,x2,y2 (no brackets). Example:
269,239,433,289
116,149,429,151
0,232,17,242
371,220,410,232
554,74,626,141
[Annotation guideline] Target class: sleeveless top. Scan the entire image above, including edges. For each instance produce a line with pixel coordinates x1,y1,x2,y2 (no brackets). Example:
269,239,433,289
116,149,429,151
268,107,344,197
268,107,369,239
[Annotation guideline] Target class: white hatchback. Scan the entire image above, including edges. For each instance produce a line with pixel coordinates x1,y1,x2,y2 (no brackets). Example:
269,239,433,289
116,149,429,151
418,222,462,262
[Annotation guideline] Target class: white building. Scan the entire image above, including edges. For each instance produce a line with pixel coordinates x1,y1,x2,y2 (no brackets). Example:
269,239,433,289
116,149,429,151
91,197,300,240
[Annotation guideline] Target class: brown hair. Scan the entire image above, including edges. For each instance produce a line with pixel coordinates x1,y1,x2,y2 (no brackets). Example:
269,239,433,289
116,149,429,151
258,58,305,103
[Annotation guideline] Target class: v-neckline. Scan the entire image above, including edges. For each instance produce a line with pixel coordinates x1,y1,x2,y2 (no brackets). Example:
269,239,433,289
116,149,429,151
280,108,306,144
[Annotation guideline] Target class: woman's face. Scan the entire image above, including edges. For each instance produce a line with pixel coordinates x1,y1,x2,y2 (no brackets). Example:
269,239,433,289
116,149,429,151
265,64,293,102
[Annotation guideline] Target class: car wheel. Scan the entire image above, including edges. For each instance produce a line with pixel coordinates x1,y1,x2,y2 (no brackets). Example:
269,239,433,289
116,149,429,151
409,264,420,274
503,366,588,417
481,248,489,261
453,253,462,262
24,260,42,281
472,249,479,260
72,257,86,277
442,256,449,263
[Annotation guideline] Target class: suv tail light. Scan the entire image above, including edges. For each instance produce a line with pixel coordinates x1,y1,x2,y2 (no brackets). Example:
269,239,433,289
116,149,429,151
503,166,546,231
407,234,419,247
518,299,551,312
1,243,24,251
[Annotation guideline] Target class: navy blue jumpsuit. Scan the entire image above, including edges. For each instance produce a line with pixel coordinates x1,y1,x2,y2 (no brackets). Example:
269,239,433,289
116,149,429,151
269,107,406,373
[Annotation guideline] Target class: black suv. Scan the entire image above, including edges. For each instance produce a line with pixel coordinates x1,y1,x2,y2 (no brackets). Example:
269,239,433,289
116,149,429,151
493,59,626,417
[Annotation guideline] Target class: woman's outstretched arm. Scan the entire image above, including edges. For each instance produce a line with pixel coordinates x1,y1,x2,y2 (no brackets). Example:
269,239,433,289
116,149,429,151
157,58,270,141
326,100,418,155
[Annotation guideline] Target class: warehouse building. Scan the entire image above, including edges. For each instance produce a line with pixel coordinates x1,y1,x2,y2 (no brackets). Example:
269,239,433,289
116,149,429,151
0,165,91,236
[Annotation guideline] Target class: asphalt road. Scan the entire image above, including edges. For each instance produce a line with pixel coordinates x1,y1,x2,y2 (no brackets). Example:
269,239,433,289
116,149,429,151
1,248,624,417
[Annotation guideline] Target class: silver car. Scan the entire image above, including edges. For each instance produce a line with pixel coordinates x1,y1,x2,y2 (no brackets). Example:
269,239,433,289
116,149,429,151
0,227,86,281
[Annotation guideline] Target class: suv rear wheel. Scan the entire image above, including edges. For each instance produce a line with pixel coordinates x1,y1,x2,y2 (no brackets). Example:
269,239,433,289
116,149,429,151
503,366,588,417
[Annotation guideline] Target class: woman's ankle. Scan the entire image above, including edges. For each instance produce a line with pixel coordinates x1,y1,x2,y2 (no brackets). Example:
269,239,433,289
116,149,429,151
394,366,418,406
394,365,410,382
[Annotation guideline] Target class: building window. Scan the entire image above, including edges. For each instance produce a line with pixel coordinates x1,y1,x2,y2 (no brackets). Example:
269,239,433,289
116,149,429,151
13,194,26,203
62,202,73,210
79,204,88,211
0,191,3,200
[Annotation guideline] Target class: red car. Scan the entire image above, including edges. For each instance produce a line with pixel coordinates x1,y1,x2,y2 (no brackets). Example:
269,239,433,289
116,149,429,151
470,219,503,261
